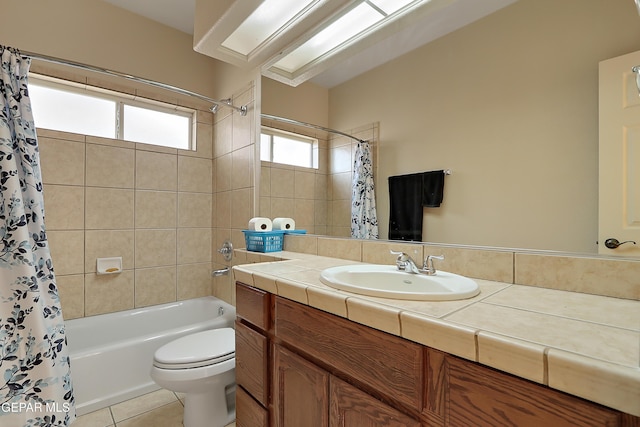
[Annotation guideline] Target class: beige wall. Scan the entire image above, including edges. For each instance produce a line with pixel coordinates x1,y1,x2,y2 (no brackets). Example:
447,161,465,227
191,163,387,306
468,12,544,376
327,0,640,253
261,78,330,127
0,0,226,98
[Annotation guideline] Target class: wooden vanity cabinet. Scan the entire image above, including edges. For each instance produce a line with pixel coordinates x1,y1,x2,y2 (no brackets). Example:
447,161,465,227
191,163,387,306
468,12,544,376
235,282,639,427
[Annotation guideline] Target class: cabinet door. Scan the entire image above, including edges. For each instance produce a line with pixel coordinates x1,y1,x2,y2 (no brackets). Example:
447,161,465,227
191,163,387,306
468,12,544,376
330,376,421,427
448,356,620,427
273,345,329,427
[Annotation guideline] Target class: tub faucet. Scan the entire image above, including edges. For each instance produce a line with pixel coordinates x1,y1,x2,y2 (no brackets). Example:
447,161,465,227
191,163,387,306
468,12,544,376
390,250,421,274
211,267,230,277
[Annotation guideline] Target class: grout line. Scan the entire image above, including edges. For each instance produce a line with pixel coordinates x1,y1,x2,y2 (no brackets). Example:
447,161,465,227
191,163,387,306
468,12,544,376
83,135,88,319
543,347,550,385
473,331,480,362
108,406,116,427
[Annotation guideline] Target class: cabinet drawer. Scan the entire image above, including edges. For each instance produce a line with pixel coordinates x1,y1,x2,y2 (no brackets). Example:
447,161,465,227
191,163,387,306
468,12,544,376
236,386,268,427
236,320,269,406
236,282,270,331
275,296,423,411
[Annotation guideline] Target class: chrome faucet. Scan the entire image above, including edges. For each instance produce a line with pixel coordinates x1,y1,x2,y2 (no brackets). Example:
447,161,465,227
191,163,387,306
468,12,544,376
391,251,445,275
390,250,421,274
423,255,445,275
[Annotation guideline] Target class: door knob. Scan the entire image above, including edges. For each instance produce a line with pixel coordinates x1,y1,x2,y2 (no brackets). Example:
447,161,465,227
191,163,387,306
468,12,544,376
604,238,637,249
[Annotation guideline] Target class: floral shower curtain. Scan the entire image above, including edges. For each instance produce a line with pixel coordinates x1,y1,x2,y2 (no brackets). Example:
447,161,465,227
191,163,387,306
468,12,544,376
0,47,75,426
351,141,379,239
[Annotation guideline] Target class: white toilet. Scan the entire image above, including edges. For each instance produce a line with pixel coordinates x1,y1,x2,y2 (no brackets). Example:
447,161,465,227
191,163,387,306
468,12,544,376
150,328,236,427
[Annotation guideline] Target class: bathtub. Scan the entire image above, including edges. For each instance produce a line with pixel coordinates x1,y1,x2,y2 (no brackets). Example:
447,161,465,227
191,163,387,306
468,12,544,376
65,297,236,416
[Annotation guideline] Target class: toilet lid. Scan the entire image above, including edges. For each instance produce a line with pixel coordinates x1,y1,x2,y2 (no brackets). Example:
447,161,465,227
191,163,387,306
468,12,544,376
154,328,235,369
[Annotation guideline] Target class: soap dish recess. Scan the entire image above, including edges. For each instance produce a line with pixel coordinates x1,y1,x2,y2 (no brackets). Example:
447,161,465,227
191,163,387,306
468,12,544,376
97,257,122,275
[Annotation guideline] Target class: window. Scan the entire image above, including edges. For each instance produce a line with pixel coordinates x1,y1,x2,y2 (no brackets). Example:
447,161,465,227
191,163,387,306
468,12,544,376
28,74,194,150
260,127,318,168
28,82,117,138
122,104,190,149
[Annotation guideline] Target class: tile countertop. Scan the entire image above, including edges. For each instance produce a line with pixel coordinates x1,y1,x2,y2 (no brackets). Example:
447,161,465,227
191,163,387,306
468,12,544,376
231,251,640,417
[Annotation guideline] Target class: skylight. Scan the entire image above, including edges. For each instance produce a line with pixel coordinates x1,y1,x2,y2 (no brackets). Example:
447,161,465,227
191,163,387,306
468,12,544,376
194,0,430,86
273,3,384,73
266,0,423,83
221,0,315,55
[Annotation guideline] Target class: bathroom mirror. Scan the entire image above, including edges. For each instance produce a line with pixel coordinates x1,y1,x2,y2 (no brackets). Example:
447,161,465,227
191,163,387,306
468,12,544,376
258,0,640,258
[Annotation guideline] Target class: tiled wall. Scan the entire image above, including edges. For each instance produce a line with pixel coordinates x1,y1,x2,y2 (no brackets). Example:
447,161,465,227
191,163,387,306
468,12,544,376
35,64,257,319
212,82,258,306
41,120,215,319
282,234,640,301
259,119,329,234
258,121,379,237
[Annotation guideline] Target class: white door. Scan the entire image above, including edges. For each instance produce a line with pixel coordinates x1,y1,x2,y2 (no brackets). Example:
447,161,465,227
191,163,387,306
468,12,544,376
599,50,640,256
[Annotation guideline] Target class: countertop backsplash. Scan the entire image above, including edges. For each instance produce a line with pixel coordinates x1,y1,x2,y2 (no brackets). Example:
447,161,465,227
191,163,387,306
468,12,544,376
255,234,640,301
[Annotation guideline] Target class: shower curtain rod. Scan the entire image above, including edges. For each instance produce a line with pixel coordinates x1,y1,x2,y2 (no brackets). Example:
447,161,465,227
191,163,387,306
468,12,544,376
261,113,368,144
262,114,453,175
19,49,248,116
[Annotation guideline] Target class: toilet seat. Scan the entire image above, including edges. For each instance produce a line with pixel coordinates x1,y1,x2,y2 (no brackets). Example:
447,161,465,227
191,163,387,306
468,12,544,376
154,328,235,370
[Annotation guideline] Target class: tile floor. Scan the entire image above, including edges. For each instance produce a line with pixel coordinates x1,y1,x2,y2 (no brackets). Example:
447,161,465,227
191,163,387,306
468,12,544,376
73,389,236,427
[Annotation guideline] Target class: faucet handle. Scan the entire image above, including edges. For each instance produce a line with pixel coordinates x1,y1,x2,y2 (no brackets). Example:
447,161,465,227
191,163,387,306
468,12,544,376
390,250,408,268
390,250,407,259
424,255,445,275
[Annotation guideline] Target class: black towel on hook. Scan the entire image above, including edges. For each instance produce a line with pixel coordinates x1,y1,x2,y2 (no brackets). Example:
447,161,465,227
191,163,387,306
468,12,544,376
388,173,424,241
422,170,445,207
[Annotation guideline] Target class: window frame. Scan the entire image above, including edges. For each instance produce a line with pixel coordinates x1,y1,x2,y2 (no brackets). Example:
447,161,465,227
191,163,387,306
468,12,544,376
260,126,318,169
28,73,196,150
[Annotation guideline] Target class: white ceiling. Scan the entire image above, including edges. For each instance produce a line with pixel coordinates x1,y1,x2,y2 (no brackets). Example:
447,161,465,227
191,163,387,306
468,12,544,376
102,0,517,88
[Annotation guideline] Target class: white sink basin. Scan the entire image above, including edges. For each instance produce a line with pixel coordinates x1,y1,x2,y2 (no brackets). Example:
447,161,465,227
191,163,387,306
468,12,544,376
319,264,480,301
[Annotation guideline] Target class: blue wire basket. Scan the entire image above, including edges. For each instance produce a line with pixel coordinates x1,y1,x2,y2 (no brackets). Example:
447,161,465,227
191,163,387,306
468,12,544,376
243,230,286,253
